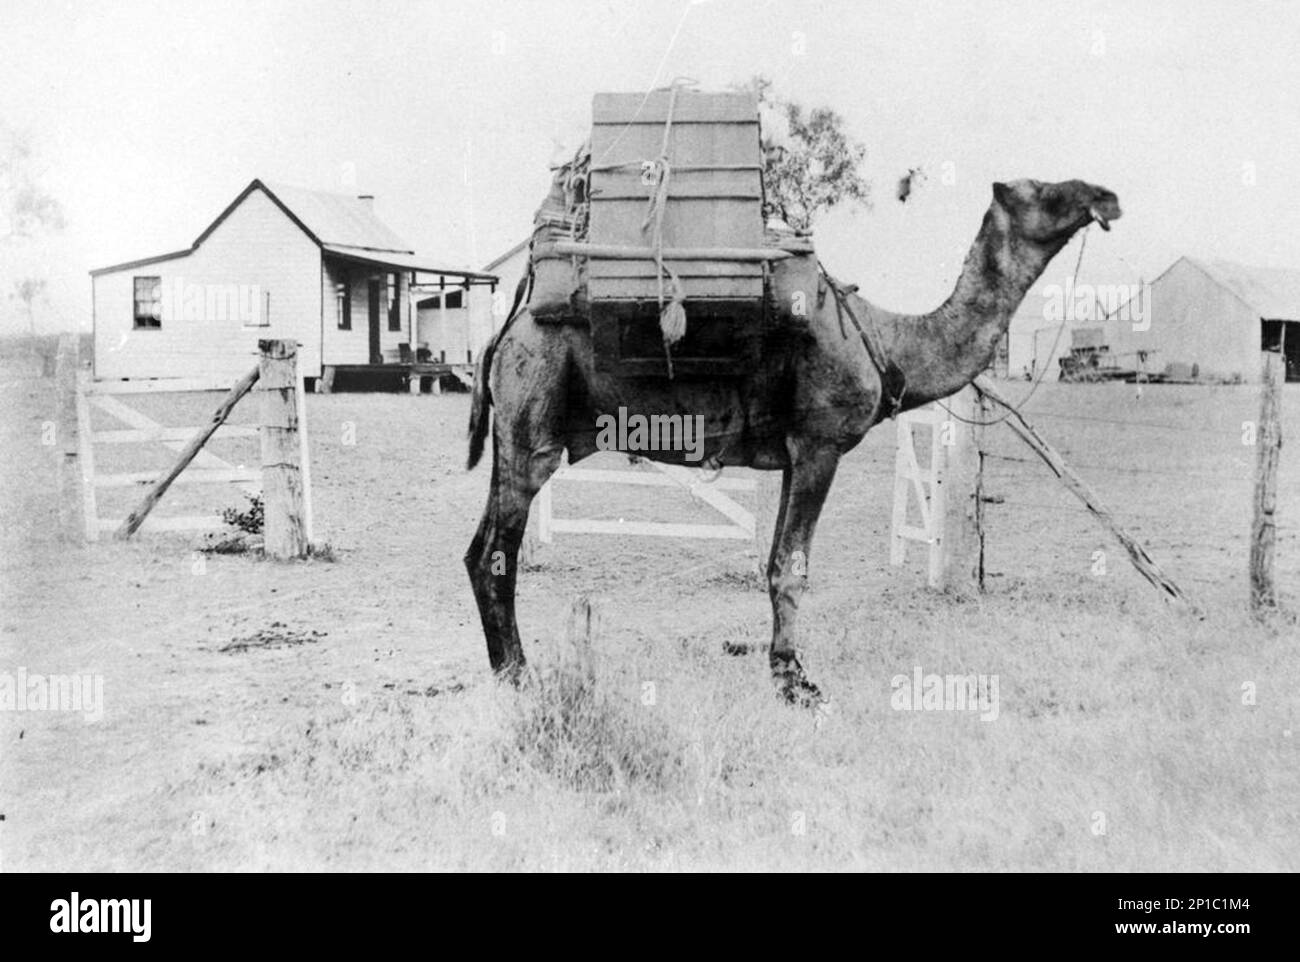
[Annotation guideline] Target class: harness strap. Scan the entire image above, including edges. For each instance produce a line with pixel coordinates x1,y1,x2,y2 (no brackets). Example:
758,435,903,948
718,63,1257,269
820,263,906,419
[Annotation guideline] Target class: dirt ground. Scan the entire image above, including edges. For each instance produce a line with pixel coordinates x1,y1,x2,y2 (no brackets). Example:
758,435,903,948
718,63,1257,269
2,342,1297,871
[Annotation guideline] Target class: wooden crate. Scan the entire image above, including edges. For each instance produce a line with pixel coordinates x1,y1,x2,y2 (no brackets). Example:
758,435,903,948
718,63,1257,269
588,89,766,376
589,89,763,301
591,299,765,378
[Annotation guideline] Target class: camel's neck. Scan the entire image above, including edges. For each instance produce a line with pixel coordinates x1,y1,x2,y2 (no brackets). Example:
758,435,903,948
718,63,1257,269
871,206,1071,407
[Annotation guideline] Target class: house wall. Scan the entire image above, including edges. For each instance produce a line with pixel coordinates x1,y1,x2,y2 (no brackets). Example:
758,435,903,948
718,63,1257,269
92,188,322,381
418,243,527,365
321,260,413,365
1007,310,1070,381
417,283,500,365
488,245,529,307
409,246,530,365
416,304,470,362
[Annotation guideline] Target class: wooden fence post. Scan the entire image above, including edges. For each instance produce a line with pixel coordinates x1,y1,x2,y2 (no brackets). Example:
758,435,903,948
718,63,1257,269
1250,345,1283,616
295,363,315,544
54,334,81,541
259,339,308,559
937,385,985,594
561,594,600,679
74,367,101,543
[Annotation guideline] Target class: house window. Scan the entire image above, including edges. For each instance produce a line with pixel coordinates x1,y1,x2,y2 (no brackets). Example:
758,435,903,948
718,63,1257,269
245,290,270,328
337,272,351,330
133,276,162,329
388,272,401,331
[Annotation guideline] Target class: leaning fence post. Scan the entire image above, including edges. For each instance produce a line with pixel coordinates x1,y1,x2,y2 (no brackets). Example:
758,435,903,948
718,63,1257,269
974,374,1198,614
114,363,261,539
259,339,308,559
1250,343,1284,617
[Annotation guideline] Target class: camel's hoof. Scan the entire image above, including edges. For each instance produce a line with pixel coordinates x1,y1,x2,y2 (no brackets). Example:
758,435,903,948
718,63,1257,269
772,656,827,711
492,657,527,687
775,675,826,710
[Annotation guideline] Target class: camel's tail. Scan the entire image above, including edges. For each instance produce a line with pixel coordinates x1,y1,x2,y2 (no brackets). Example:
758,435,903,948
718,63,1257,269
467,270,530,471
466,335,495,470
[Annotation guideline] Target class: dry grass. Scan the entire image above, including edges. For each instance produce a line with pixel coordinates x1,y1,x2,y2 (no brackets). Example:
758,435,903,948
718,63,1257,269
103,585,1297,872
3,355,1298,871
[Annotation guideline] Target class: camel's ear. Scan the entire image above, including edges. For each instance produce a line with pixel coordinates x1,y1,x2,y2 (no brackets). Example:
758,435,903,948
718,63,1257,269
992,182,1014,208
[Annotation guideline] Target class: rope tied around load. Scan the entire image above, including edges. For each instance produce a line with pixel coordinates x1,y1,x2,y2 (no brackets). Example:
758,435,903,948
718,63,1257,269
641,78,696,378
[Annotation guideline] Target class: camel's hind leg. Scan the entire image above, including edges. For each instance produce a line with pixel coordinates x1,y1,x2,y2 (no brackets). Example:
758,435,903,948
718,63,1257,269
464,443,562,677
767,447,839,706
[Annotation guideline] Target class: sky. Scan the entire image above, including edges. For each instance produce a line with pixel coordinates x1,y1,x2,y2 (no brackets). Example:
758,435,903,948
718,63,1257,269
1,0,1299,337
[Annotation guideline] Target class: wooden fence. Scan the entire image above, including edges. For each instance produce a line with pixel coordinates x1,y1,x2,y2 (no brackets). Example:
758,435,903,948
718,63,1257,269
74,339,313,558
534,456,759,544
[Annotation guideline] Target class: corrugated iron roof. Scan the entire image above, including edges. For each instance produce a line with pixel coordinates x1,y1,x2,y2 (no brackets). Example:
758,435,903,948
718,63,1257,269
261,181,412,253
322,244,497,281
92,179,497,279
1186,257,1300,320
482,238,528,272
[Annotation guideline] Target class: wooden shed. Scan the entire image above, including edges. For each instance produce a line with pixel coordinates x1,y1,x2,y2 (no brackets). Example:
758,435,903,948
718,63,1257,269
1103,257,1300,383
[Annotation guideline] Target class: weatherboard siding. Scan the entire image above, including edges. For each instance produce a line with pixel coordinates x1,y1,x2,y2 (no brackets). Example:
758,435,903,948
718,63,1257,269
93,188,322,381
321,258,413,365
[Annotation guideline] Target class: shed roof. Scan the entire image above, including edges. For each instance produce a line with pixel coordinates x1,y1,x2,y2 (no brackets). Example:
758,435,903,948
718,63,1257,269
1186,258,1300,321
482,238,529,272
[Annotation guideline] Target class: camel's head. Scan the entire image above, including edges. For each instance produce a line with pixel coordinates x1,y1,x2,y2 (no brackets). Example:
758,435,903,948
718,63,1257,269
992,179,1121,244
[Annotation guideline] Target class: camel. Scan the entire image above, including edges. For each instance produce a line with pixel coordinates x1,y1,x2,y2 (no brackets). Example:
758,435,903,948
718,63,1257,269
464,178,1121,705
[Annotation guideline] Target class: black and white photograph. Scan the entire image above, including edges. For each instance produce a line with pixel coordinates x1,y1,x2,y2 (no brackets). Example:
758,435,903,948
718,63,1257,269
0,0,1295,908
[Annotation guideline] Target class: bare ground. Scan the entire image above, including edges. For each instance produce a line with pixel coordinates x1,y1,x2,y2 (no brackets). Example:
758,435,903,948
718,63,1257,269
2,345,1297,871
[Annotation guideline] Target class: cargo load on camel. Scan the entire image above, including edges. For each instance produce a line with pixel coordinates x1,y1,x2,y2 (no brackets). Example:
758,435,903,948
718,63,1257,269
524,85,819,378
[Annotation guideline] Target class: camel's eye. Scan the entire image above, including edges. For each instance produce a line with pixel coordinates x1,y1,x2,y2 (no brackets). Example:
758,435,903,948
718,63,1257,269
1041,191,1072,219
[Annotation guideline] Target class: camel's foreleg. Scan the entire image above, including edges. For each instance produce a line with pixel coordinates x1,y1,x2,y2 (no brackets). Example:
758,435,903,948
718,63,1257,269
464,445,562,678
767,448,839,706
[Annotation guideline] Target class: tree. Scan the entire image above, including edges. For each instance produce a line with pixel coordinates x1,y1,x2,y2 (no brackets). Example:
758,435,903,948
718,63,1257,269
12,277,47,336
745,77,871,232
0,124,65,241
1,124,64,337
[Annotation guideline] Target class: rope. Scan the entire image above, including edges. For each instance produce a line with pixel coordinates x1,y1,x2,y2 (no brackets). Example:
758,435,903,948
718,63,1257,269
588,0,696,170
820,263,906,420
938,224,1092,428
639,79,694,377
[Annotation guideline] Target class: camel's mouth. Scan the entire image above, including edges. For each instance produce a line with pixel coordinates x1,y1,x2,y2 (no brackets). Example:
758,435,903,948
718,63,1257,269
1088,198,1121,232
